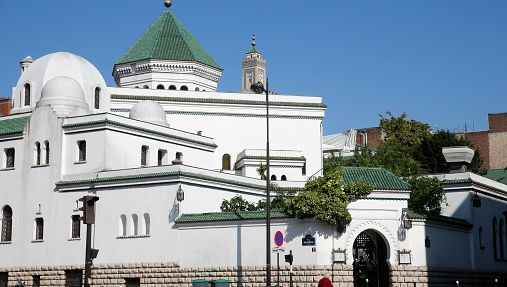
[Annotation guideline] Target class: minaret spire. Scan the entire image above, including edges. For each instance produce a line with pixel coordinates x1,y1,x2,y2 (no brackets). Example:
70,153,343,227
241,34,267,93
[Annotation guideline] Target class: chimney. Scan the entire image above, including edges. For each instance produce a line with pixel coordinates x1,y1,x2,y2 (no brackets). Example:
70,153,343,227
442,146,475,173
20,56,33,74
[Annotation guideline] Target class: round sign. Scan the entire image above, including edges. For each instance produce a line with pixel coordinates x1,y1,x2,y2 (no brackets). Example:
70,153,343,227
274,231,284,247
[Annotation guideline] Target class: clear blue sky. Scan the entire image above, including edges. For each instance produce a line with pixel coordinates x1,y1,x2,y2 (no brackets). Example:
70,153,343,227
1,0,506,134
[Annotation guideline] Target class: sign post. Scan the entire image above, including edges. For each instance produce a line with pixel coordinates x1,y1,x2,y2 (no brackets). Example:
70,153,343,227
273,230,285,287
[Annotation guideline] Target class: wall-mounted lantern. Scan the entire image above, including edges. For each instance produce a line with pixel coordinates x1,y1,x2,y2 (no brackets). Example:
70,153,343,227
398,249,412,264
332,248,347,264
402,209,412,229
176,185,185,202
472,192,481,208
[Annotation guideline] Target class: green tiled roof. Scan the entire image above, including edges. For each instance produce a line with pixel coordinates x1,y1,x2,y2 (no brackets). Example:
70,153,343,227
0,116,30,136
116,10,221,70
342,167,410,191
484,169,507,185
176,210,290,224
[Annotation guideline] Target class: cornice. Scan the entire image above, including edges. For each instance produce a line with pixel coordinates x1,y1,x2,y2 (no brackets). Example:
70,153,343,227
110,94,327,109
111,109,323,120
62,119,217,150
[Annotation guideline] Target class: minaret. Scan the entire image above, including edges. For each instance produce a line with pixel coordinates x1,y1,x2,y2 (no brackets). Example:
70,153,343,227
241,34,267,93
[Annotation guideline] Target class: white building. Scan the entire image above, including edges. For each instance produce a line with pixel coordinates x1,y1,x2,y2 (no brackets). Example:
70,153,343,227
0,3,506,287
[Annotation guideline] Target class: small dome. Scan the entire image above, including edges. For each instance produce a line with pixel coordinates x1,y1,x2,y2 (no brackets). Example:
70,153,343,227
39,76,90,117
129,101,167,126
13,52,108,113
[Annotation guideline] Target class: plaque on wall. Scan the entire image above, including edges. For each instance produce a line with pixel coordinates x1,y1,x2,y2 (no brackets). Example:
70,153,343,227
302,234,316,246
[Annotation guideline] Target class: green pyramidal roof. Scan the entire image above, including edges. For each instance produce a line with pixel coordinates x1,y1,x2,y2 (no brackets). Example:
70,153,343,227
116,10,221,70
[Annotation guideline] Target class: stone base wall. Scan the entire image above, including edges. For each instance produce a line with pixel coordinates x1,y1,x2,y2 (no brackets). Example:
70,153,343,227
391,265,506,287
0,263,354,287
1,263,505,287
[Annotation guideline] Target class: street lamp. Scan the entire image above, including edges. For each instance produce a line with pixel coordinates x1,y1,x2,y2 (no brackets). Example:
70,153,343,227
251,79,272,287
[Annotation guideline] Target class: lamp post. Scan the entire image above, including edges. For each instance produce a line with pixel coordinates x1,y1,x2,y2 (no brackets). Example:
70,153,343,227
251,79,271,287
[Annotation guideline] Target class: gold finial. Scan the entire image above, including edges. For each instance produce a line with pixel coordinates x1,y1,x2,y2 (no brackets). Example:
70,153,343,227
251,34,256,48
164,0,173,8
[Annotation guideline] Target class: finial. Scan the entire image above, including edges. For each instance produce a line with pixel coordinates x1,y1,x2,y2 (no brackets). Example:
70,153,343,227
251,34,256,48
164,0,173,8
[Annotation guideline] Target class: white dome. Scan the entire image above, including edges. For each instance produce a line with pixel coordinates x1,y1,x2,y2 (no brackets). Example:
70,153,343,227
129,101,168,126
13,52,108,112
39,76,90,117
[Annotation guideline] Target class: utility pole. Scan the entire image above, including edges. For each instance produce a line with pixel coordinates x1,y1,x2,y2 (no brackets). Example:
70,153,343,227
79,195,99,287
251,79,271,286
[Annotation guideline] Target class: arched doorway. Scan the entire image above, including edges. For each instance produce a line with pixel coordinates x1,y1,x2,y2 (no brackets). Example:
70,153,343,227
353,229,389,287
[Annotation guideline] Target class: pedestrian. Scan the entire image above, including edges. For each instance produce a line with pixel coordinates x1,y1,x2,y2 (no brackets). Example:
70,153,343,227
318,274,333,287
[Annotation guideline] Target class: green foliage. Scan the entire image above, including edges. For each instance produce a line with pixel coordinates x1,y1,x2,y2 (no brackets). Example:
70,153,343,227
257,163,267,180
416,130,484,174
380,112,431,147
220,196,258,212
408,176,446,216
287,166,373,229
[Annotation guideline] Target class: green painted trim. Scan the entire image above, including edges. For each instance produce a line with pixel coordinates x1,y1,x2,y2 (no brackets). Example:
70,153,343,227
407,210,472,229
175,210,291,224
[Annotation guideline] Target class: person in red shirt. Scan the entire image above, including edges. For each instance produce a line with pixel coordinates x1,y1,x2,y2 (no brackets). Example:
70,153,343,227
318,274,333,287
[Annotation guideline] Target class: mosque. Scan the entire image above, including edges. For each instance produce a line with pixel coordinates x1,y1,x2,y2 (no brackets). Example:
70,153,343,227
0,2,506,286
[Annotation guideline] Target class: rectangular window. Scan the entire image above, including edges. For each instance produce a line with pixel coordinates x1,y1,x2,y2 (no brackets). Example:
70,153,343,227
5,148,15,168
65,270,82,287
71,215,80,239
77,141,86,162
0,273,7,287
158,149,167,166
141,146,149,166
125,278,140,287
32,275,41,287
35,218,44,241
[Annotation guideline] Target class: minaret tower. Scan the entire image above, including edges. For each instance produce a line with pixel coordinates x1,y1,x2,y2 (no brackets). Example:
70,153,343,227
241,34,267,93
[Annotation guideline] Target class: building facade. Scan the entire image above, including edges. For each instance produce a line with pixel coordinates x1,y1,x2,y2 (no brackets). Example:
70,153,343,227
0,4,506,287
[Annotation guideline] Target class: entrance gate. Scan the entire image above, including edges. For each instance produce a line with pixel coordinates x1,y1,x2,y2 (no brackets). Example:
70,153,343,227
353,230,389,287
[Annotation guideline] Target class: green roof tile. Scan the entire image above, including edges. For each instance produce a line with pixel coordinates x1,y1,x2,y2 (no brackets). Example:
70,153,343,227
0,117,30,136
342,167,410,191
484,169,507,185
176,210,290,224
116,11,221,70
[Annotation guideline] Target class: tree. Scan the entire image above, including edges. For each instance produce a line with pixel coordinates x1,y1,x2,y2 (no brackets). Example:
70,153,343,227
416,130,484,174
408,176,446,216
287,166,373,230
220,196,258,212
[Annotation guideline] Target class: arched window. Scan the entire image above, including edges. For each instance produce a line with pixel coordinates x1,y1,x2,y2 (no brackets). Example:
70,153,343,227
271,175,277,181
131,214,139,236
94,87,100,109
180,85,188,91
195,87,200,91
143,213,150,236
141,145,149,166
222,154,231,170
479,226,485,250
156,84,165,90
1,206,13,242
24,83,31,106
500,219,505,260
44,141,50,165
143,85,149,89
34,142,41,166
71,215,80,239
169,85,176,90
281,175,287,181
35,218,44,241
119,215,127,237
493,217,498,260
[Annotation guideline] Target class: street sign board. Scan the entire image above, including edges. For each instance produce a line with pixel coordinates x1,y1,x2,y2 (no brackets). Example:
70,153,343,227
273,230,286,253
302,234,316,246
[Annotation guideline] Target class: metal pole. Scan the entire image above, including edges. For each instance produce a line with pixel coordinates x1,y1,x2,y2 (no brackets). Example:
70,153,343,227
265,78,271,287
277,253,280,287
84,223,92,287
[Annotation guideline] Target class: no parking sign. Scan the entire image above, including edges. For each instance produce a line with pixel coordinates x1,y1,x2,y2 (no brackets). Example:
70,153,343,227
272,230,286,253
